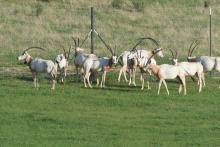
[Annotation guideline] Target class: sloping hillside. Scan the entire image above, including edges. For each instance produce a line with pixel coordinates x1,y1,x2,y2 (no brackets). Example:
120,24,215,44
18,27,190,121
0,0,220,66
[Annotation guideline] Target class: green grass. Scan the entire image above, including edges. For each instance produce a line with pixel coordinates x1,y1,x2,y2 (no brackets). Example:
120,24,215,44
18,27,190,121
1,0,220,146
0,71,220,146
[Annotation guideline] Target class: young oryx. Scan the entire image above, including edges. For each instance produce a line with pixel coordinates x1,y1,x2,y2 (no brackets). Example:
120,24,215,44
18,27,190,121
187,40,220,87
72,38,97,76
117,37,164,85
145,50,186,95
54,46,71,84
18,47,57,90
83,47,117,88
170,49,205,92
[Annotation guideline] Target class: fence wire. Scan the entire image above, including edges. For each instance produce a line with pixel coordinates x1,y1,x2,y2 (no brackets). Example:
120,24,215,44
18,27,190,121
0,4,219,77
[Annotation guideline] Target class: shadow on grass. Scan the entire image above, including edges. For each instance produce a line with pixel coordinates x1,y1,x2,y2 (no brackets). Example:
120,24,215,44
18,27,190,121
16,76,33,82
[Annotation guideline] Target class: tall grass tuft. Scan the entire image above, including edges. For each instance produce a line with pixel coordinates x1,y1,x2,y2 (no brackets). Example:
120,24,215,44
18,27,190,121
130,0,145,12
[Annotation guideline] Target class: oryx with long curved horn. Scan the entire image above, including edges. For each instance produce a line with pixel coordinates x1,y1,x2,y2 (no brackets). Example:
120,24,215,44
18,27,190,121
187,40,220,88
72,37,97,77
144,49,186,95
187,40,220,71
117,37,164,88
82,45,117,88
18,47,58,90
170,48,205,92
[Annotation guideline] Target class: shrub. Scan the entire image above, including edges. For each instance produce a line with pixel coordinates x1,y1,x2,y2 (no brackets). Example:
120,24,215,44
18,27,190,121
111,0,123,9
130,0,145,12
34,3,43,16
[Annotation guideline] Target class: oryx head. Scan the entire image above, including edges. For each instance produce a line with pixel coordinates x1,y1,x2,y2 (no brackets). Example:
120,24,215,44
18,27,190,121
55,53,68,69
18,47,46,63
144,48,163,70
169,49,178,65
110,46,117,64
152,47,164,58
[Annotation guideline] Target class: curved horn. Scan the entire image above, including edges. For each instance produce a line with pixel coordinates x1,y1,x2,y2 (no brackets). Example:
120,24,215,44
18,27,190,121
61,46,67,58
77,38,80,47
188,40,197,57
169,49,175,58
23,46,47,53
67,45,71,60
109,47,115,56
131,37,159,51
189,41,199,57
174,49,178,58
72,37,77,50
146,49,163,65
139,37,159,47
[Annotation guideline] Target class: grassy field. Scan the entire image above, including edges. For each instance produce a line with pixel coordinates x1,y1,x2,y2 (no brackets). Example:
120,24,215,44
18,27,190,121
0,71,220,146
1,0,220,146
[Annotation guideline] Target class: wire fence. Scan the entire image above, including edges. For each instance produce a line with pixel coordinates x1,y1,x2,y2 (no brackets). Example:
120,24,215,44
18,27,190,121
0,5,220,77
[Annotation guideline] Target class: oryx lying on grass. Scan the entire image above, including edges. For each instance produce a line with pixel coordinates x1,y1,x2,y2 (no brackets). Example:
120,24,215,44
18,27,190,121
117,38,164,86
54,46,71,84
18,47,57,90
83,47,117,88
145,50,186,95
169,49,205,92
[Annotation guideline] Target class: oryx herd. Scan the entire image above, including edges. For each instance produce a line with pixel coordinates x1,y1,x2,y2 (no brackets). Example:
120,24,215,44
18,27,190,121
18,37,220,95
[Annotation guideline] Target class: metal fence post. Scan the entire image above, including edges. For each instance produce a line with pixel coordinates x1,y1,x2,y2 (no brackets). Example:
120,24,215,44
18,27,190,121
209,8,212,57
209,8,212,76
91,7,94,54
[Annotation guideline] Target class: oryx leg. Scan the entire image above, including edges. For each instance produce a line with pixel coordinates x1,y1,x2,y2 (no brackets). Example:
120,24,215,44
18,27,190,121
118,68,123,82
197,74,202,93
132,68,136,86
123,69,128,82
181,76,187,95
100,72,104,88
147,74,152,90
51,79,56,90
118,65,128,82
96,77,100,86
102,71,107,88
32,72,37,88
85,72,92,88
157,79,163,95
178,84,182,94
129,69,132,86
83,74,87,88
202,72,205,87
162,80,169,95
140,73,144,90
50,72,57,90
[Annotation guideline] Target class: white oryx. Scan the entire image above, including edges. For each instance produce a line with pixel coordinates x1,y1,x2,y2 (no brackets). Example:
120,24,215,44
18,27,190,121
145,50,186,95
18,47,57,90
83,47,117,88
127,49,157,90
169,49,205,92
187,40,220,88
117,38,164,86
54,46,71,84
72,38,97,76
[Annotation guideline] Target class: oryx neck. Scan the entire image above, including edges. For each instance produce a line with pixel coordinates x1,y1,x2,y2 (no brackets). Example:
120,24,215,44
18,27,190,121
26,56,33,66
